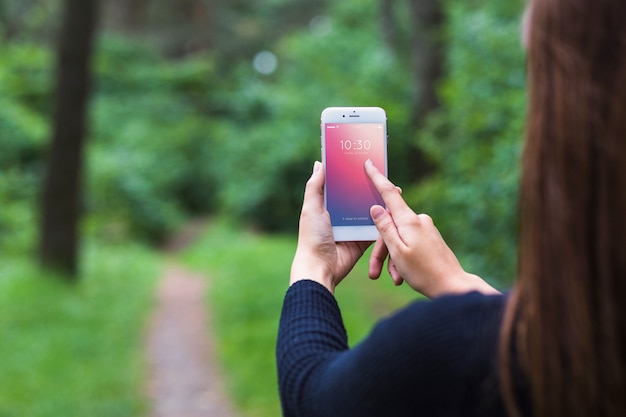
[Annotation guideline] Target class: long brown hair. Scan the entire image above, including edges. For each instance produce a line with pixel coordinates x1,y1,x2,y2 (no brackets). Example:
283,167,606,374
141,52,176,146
501,0,626,416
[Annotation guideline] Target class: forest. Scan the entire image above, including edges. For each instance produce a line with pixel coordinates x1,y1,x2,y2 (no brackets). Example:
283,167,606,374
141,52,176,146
1,0,525,415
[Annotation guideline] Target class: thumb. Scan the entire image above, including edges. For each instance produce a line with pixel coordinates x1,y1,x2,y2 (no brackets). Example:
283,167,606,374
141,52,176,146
370,205,405,251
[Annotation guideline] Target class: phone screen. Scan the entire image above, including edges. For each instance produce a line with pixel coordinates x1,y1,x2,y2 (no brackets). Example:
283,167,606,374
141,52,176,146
324,122,386,226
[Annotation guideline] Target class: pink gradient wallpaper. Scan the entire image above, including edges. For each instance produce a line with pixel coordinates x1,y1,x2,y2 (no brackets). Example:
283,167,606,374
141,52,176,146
324,123,386,226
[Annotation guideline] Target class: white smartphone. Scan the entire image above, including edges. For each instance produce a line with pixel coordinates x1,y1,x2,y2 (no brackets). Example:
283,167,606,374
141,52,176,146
321,107,388,241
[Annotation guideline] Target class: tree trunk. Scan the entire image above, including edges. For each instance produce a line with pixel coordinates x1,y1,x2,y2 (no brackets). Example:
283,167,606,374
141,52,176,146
408,0,446,128
38,0,99,279
396,0,446,180
380,0,395,51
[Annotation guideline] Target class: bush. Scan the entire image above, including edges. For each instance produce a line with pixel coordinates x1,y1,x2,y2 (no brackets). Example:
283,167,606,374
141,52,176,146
0,42,52,254
0,0,527,258
88,36,219,242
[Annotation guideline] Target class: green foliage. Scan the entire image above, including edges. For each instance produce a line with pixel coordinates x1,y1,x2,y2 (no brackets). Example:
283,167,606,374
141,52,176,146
0,0,62,41
409,1,526,284
0,170,37,254
180,218,416,417
0,42,52,254
0,242,160,417
0,41,51,172
88,36,219,242
0,0,417,244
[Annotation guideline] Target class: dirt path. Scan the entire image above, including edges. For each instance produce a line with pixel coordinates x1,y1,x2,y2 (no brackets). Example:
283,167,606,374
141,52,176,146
145,263,239,417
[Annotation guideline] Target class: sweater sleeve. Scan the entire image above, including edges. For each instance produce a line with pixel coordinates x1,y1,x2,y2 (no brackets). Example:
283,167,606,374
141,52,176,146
276,280,349,417
276,280,507,417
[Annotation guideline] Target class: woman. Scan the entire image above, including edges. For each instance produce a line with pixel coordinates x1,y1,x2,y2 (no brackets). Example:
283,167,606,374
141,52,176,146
276,0,626,416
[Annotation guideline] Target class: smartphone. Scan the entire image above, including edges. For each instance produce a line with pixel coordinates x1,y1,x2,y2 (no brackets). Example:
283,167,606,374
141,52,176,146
321,107,388,241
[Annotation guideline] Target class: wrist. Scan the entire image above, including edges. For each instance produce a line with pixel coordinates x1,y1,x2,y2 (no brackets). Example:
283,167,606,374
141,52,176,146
290,257,335,294
463,273,500,295
436,272,500,297
290,276,335,294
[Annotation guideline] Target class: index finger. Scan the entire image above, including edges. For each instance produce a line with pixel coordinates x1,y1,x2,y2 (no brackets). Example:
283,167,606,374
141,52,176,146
364,159,411,215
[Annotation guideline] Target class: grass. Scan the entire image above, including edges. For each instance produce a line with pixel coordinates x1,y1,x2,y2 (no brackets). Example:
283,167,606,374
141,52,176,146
0,216,426,417
0,241,161,417
180,218,420,417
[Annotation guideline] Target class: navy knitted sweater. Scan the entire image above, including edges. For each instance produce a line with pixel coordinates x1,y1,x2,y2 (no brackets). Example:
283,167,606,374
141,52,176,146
277,280,517,417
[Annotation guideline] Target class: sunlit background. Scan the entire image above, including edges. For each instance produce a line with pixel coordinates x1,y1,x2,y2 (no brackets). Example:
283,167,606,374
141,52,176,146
0,0,525,415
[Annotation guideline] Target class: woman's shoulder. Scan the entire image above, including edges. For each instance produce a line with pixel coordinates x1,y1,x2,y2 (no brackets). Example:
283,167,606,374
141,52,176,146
341,291,509,415
363,291,508,388
376,290,507,340
426,290,508,323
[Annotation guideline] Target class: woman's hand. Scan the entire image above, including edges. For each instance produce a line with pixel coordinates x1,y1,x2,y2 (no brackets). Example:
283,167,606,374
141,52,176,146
364,160,500,298
290,161,372,294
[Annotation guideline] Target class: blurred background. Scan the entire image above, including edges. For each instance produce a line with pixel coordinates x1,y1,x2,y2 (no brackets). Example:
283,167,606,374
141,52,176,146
0,0,525,415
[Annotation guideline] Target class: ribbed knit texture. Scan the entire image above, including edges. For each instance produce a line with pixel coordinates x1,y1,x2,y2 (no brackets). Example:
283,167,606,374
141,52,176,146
277,280,515,417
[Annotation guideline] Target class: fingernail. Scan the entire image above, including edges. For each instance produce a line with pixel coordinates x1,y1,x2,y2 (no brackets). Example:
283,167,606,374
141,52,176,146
370,205,385,220
365,159,373,167
313,161,321,173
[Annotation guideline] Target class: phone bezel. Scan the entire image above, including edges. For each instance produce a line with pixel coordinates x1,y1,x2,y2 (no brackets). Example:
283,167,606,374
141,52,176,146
320,107,388,242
